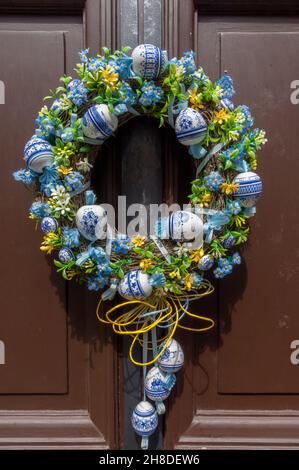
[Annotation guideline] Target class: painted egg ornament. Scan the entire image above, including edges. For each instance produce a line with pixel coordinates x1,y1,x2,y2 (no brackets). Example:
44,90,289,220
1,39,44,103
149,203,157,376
131,401,158,438
233,171,262,208
145,366,171,403
58,247,75,264
175,108,207,146
75,205,107,241
158,339,184,374
24,136,54,173
198,254,214,271
82,104,118,144
132,44,168,79
40,217,58,234
156,211,203,242
118,270,153,300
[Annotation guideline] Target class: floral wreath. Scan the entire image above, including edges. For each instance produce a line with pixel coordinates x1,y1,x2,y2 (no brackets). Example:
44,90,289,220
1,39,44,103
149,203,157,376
14,44,266,448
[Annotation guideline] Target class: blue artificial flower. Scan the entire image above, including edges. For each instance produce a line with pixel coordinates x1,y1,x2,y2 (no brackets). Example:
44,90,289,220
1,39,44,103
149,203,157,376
204,171,224,191
67,80,88,107
64,171,85,192
226,200,241,216
41,182,56,197
30,201,51,219
87,261,112,291
13,168,38,185
79,48,89,63
216,73,235,100
223,235,236,249
139,81,164,107
112,235,132,255
39,164,60,186
35,115,56,139
213,257,233,279
239,105,254,132
119,82,137,107
231,252,241,265
180,50,196,75
62,227,80,248
109,58,132,80
88,57,106,72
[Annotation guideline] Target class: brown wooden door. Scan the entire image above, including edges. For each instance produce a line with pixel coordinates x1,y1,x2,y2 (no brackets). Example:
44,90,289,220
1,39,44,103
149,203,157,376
0,0,118,449
164,0,299,449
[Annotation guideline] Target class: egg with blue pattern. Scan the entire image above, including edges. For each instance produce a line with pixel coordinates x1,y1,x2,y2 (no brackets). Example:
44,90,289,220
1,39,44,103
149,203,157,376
24,137,54,173
40,217,58,234
118,270,152,300
175,108,207,146
145,366,171,402
132,44,168,79
131,401,158,437
82,104,118,144
158,339,184,374
233,171,262,208
58,247,75,264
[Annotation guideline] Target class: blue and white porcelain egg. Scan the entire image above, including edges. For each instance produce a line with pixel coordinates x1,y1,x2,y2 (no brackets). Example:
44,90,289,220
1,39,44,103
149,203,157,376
145,366,171,402
156,211,203,242
132,44,168,79
175,108,207,146
158,339,184,374
82,104,118,144
233,171,262,208
131,401,158,437
40,217,58,234
198,254,214,271
24,136,54,173
118,270,153,300
75,205,106,241
58,247,75,264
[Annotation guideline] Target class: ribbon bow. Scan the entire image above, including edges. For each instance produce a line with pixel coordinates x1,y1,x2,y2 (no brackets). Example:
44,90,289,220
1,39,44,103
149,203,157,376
76,245,107,267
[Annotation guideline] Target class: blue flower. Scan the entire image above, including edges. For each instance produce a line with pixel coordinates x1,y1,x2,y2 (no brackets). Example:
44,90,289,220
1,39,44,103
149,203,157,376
62,227,80,248
64,171,84,192
223,235,236,249
67,80,88,107
226,200,241,215
216,73,235,100
180,50,196,75
41,182,56,197
213,257,233,279
119,82,137,107
239,105,254,132
139,81,164,107
13,168,38,185
231,252,241,265
35,115,56,139
79,48,89,63
109,58,132,80
112,235,132,254
88,57,106,72
87,261,112,291
204,171,224,191
30,201,51,219
39,164,60,186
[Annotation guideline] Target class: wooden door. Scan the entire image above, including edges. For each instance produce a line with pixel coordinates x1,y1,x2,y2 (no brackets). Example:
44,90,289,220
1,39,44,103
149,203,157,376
0,0,118,449
164,0,299,449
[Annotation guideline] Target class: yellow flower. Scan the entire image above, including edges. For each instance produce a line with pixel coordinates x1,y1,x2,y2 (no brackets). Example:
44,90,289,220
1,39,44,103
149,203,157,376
183,274,193,291
220,182,239,195
66,269,77,280
200,193,212,207
188,87,204,111
233,214,247,228
251,159,257,170
100,65,119,90
140,259,154,270
213,109,230,124
189,248,204,263
58,166,73,176
169,268,181,279
132,235,146,247
40,232,61,254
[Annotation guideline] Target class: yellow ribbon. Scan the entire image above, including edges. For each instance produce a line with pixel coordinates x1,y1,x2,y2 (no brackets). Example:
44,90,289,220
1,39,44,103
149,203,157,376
96,280,215,367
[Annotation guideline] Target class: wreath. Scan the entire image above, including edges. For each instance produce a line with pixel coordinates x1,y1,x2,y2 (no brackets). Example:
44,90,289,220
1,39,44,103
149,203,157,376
13,44,266,448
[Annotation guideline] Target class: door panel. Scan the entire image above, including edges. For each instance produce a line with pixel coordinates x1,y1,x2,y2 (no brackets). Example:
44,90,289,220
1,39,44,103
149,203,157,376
0,3,118,449
164,11,299,449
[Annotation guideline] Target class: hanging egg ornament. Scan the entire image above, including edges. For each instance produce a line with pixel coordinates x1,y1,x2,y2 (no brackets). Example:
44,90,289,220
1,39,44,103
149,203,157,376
198,254,214,271
132,44,168,79
233,171,262,208
145,366,171,403
175,108,207,146
24,136,54,174
131,401,158,449
156,210,203,242
58,247,75,264
118,270,153,300
82,104,118,144
75,205,107,241
158,339,184,374
40,217,58,234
